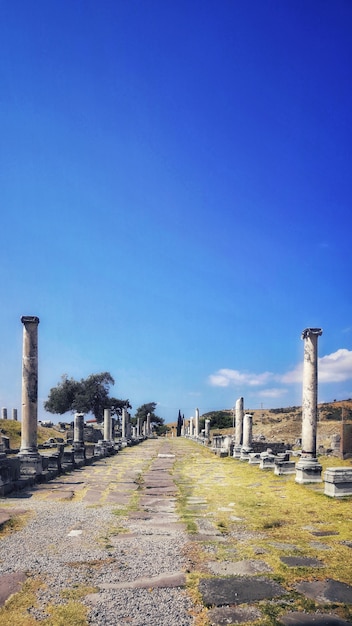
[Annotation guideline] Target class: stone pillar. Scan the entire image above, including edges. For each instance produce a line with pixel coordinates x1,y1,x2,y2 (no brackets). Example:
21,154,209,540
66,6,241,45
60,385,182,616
103,408,112,442
233,397,244,458
73,413,86,464
73,413,84,445
1,408,7,420
240,413,253,460
126,412,132,438
19,316,42,475
204,418,210,440
296,328,323,483
122,408,127,439
146,412,151,437
194,408,200,437
189,417,193,437
137,417,141,437
12,409,18,421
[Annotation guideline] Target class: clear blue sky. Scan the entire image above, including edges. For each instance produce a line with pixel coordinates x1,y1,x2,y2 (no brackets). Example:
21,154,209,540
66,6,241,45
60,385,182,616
1,1,352,424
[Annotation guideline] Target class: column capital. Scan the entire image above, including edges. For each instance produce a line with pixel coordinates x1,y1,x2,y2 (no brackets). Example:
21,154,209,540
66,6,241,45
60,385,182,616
21,316,40,325
301,328,322,340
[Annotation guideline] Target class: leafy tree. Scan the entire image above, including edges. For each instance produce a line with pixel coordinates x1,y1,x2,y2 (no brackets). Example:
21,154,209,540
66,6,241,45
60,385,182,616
134,402,167,436
201,411,232,430
44,372,130,423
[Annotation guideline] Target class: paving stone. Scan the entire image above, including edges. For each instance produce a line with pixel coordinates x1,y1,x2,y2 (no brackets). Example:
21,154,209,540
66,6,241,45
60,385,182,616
207,605,262,625
100,571,186,589
199,576,286,606
0,571,27,606
311,531,339,537
280,556,324,568
280,611,351,625
295,579,352,604
207,559,272,576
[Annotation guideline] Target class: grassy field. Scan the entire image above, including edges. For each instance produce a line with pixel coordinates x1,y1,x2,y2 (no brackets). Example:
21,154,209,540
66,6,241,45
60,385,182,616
172,439,352,625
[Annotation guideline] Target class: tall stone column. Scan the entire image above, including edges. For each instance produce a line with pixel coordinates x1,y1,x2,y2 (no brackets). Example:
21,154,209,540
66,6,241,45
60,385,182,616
103,408,112,442
12,409,18,421
19,316,42,475
194,408,200,437
240,413,253,460
189,417,193,437
1,408,7,420
122,408,127,439
137,417,141,437
146,412,151,437
204,418,210,440
296,328,323,483
233,397,244,458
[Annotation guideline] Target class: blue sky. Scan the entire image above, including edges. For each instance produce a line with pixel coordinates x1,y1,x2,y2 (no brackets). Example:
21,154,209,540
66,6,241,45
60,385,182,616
1,1,352,424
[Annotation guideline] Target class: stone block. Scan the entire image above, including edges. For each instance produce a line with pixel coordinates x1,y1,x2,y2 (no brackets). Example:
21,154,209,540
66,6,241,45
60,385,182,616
324,467,352,497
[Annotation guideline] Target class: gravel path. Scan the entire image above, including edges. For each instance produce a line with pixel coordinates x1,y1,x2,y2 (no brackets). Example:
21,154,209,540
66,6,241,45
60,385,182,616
0,440,196,625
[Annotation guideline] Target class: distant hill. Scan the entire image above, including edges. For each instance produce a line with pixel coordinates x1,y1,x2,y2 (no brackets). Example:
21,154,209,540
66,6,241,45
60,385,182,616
204,400,352,446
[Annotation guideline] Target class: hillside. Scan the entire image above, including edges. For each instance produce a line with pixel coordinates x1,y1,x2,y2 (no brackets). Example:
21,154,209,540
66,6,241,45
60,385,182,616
0,420,64,449
208,400,352,447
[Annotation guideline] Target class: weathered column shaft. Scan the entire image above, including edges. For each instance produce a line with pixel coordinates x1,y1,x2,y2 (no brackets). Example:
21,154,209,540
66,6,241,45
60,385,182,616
301,328,322,459
204,418,210,438
235,397,244,447
242,413,253,449
12,408,18,421
194,408,199,437
122,408,127,438
146,412,151,436
189,417,193,437
103,408,112,441
74,413,85,445
20,316,40,454
1,408,7,420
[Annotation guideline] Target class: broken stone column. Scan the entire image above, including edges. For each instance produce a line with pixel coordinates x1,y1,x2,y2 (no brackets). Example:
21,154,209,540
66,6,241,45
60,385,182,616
12,409,18,421
233,397,244,458
240,413,253,460
204,418,210,440
1,408,7,420
18,316,42,475
73,412,86,464
194,408,200,437
296,328,323,484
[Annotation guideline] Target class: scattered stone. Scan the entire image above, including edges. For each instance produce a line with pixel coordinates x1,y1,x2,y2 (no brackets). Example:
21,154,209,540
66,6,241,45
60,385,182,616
199,576,286,606
280,556,324,567
295,579,352,604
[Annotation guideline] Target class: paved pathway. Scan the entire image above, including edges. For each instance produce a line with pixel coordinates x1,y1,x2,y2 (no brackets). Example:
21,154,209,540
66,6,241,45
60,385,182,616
1,438,352,626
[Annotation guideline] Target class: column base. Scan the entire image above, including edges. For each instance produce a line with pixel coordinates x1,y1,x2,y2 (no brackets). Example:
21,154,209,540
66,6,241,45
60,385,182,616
18,452,43,476
295,457,322,484
233,446,242,458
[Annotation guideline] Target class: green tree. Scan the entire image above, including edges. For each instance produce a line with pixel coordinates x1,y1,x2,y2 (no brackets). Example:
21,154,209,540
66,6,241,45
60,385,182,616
134,402,167,436
44,372,131,423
